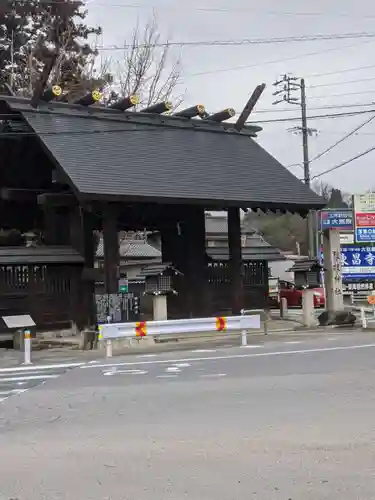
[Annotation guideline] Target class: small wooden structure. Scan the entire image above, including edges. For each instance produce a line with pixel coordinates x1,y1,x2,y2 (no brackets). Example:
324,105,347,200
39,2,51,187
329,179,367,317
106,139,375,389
140,262,181,296
139,263,182,320
288,259,324,288
0,246,84,333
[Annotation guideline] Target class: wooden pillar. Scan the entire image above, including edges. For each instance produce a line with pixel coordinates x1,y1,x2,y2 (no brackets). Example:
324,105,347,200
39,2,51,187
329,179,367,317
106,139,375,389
69,207,96,328
184,206,207,317
102,205,119,294
228,207,243,315
43,206,70,244
160,207,207,318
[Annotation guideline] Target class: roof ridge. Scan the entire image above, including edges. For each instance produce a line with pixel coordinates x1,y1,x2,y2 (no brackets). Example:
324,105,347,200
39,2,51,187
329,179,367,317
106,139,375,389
2,95,260,138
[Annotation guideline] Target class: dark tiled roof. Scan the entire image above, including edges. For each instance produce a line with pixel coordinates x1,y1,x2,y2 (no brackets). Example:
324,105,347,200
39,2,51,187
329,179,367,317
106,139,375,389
205,213,256,235
207,231,284,261
0,246,84,264
207,246,284,261
139,262,182,277
96,238,162,259
3,96,326,212
288,259,324,272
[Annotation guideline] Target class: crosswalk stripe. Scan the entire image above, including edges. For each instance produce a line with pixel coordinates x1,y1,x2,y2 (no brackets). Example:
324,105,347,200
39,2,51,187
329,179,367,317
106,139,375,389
0,369,65,379
0,362,85,374
0,374,59,382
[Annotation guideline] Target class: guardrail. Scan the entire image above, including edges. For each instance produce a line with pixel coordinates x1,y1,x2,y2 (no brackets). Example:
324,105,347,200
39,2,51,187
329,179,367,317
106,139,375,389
99,314,261,357
359,306,375,329
241,308,269,341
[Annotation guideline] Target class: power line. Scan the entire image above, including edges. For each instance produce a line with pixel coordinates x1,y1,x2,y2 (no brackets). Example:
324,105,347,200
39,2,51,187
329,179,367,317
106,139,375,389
96,32,375,50
187,39,373,77
84,4,375,18
14,2,375,18
309,76,375,89
310,146,375,180
307,63,375,80
309,114,375,164
254,103,375,115
309,89,375,99
248,108,375,124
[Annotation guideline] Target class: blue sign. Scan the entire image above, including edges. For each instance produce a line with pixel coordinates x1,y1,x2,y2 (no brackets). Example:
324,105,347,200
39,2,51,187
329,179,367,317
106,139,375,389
341,245,375,279
355,227,375,243
320,209,353,230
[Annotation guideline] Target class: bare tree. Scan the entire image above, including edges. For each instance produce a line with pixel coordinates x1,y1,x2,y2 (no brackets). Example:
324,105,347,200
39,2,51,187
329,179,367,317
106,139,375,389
109,15,184,108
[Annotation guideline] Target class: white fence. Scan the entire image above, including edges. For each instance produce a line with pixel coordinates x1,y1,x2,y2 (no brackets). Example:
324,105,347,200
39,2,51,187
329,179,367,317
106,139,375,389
99,315,261,357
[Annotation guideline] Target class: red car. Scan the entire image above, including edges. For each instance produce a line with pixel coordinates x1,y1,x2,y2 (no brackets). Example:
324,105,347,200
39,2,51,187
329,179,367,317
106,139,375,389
279,280,325,308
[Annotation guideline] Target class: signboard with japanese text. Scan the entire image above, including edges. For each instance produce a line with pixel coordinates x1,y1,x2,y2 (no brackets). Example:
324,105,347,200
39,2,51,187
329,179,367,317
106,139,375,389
340,232,354,245
341,245,375,279
344,282,374,292
353,193,375,243
319,209,353,230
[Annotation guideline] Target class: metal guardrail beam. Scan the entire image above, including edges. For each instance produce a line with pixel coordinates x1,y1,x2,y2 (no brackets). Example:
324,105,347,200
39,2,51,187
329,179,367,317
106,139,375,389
99,315,261,357
241,309,269,339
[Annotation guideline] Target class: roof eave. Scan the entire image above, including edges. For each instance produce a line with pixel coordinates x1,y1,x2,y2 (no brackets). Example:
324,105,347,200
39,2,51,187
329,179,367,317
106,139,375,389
79,192,326,214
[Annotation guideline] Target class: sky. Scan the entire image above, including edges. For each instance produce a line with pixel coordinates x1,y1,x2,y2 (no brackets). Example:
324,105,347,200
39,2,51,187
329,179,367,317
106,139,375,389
85,0,375,194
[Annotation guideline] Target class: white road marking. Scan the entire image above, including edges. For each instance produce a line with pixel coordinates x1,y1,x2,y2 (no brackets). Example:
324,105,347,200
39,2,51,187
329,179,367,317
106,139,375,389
240,345,263,349
0,389,28,396
173,363,191,368
0,397,7,402
0,362,84,374
285,341,302,345
157,375,178,379
166,367,180,373
137,354,157,358
192,349,217,353
103,369,147,376
201,374,227,378
0,374,59,382
82,344,375,369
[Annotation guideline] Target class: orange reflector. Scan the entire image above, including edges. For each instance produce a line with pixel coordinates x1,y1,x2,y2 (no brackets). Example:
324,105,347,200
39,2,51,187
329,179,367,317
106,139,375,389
135,321,147,337
215,317,227,332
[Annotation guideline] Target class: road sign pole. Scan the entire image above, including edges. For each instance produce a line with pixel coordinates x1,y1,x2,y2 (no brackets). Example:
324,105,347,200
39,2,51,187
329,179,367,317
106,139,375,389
23,329,32,365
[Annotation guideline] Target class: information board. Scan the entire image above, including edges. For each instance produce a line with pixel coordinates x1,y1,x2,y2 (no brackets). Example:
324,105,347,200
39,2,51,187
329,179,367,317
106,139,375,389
341,245,375,279
353,193,375,243
319,209,353,230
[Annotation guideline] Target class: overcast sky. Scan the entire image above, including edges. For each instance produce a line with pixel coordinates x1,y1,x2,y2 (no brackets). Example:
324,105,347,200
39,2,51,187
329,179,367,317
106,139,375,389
86,0,375,194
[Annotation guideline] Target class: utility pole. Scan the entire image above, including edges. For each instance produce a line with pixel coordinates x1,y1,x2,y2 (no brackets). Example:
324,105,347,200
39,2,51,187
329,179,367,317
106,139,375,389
273,74,316,258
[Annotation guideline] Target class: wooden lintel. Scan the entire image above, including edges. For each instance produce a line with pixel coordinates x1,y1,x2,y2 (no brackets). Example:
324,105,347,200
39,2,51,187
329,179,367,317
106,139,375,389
0,188,38,202
37,193,78,207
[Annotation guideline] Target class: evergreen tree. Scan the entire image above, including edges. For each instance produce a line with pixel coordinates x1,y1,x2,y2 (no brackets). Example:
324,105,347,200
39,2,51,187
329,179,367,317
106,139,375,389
0,0,101,95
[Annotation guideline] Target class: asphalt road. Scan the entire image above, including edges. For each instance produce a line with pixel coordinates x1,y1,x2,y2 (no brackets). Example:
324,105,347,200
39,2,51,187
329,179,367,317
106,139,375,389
1,332,375,499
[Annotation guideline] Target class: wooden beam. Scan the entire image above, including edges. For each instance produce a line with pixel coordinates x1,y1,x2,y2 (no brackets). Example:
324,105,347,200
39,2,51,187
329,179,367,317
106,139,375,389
235,84,266,132
102,204,120,294
228,207,244,314
37,193,78,207
0,188,38,202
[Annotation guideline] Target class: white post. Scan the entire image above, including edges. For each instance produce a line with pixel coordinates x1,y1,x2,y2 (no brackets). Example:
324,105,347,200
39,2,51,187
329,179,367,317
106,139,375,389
241,329,247,347
302,289,316,327
360,307,367,328
323,229,344,312
23,329,32,365
105,339,113,358
280,297,288,319
152,294,168,320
